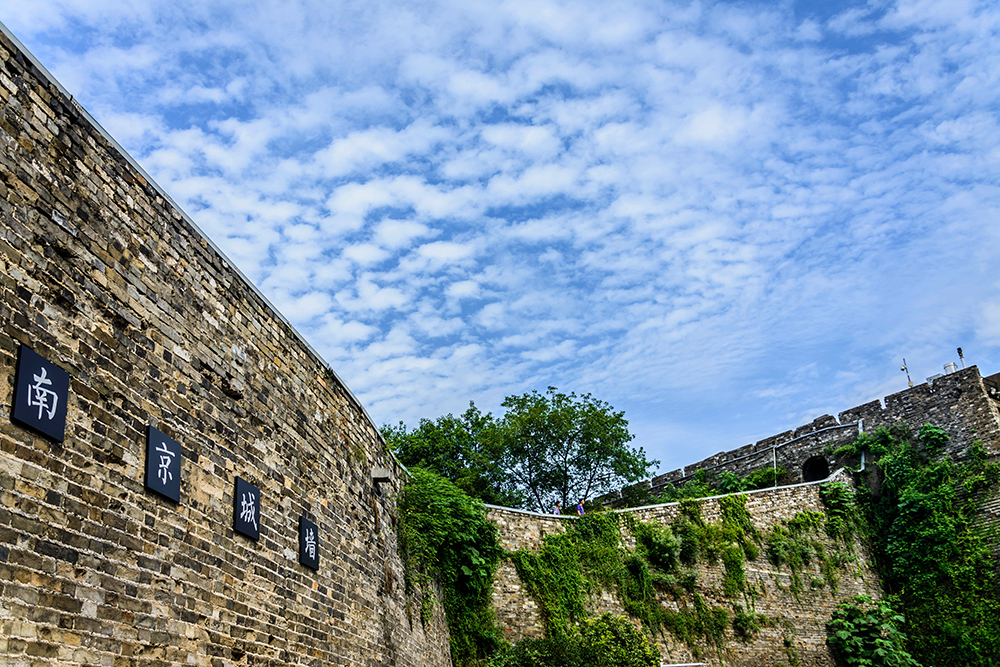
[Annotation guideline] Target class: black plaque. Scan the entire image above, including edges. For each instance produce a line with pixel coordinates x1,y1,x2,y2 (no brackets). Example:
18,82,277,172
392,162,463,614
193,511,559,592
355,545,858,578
298,516,320,571
233,477,260,541
145,426,182,502
11,345,70,442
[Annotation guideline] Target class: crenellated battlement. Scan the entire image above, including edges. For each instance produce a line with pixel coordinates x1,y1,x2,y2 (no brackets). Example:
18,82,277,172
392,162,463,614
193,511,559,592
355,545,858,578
598,365,1000,506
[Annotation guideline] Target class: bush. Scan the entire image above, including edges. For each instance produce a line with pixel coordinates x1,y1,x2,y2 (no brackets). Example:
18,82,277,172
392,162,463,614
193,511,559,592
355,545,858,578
654,468,715,502
717,471,747,494
743,466,785,490
732,605,768,641
485,634,581,667
827,595,921,667
486,614,660,667
579,614,661,667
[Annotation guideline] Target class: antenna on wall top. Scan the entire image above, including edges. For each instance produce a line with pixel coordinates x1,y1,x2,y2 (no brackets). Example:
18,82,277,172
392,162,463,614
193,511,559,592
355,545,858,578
958,347,965,369
901,358,914,387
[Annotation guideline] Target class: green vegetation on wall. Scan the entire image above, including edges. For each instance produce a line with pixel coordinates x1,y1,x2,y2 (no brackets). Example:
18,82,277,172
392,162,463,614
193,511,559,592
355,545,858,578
397,418,1000,667
832,424,1000,667
508,509,737,659
485,614,661,667
509,487,856,660
398,469,666,667
827,595,921,667
765,508,850,597
398,467,505,666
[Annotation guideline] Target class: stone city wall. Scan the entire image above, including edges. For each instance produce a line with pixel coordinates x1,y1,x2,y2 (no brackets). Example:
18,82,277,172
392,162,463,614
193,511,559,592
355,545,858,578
489,470,882,667
600,365,1000,506
485,508,568,642
0,25,450,667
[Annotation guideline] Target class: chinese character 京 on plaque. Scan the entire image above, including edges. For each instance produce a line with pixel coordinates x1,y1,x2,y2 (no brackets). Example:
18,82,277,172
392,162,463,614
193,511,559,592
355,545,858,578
145,425,182,502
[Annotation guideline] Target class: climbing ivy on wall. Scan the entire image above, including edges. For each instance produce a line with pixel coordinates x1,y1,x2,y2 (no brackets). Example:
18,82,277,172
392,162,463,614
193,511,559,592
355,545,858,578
509,511,733,659
834,424,1000,667
398,467,505,666
485,613,661,667
397,462,869,665
400,421,1000,667
398,471,668,667
509,487,856,661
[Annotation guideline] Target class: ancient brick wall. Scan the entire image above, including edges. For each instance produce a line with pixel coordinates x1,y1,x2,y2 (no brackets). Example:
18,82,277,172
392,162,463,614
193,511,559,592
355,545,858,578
598,365,1000,506
489,471,882,667
839,366,1000,461
485,508,568,642
0,25,450,667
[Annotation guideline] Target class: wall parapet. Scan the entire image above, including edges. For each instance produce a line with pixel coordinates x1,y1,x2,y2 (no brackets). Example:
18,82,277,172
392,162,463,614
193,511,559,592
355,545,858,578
597,365,1000,506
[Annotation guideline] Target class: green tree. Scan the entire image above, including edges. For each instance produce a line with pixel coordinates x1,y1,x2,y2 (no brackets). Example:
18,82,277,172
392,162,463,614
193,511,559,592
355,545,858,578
384,388,657,513
383,404,522,507
497,388,657,513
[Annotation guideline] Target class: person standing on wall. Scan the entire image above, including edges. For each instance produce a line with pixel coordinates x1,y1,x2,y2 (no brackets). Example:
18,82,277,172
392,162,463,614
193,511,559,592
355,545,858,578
577,498,585,516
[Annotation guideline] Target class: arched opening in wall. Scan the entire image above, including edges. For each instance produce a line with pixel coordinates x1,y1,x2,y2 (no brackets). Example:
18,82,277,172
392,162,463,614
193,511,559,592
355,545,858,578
802,456,830,482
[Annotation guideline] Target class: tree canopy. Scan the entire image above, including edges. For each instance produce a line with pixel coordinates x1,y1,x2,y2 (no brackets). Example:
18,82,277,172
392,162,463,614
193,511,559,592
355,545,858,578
383,387,658,513
382,403,521,507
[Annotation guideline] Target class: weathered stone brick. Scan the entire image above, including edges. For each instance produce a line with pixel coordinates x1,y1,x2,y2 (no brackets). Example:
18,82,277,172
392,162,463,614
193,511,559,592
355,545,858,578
0,26,450,667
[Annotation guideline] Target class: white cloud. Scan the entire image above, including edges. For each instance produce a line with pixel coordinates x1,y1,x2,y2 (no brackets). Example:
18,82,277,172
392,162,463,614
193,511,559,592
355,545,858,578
476,302,508,330
335,276,410,312
827,7,880,36
313,314,379,345
375,219,433,248
413,241,477,267
343,243,390,265
447,280,480,299
794,20,823,42
480,123,562,159
313,121,451,178
522,339,577,362
675,104,750,145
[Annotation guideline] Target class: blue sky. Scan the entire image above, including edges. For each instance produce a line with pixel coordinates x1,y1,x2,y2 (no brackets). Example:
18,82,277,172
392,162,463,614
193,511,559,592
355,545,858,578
5,0,1000,474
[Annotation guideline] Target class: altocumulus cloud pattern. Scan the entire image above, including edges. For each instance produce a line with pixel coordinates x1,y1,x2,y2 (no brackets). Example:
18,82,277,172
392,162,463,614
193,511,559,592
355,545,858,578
5,0,1000,470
